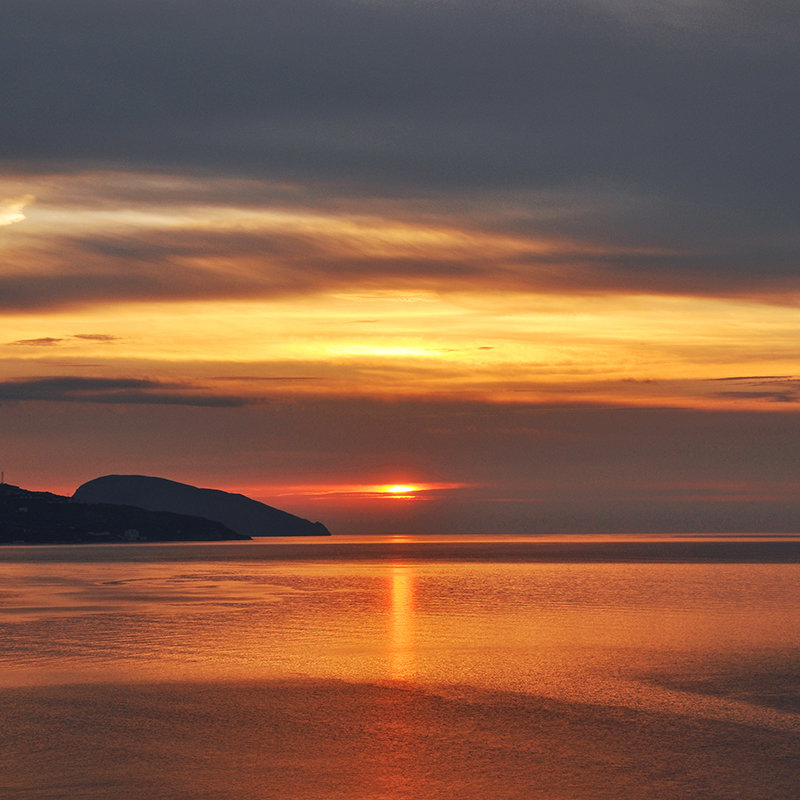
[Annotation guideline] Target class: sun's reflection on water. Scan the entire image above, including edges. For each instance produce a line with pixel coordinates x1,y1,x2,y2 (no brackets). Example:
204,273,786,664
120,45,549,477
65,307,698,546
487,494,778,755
389,566,415,680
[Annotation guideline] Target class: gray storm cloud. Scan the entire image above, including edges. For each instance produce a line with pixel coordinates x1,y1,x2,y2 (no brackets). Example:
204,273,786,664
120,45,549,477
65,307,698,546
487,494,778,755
1,1,797,298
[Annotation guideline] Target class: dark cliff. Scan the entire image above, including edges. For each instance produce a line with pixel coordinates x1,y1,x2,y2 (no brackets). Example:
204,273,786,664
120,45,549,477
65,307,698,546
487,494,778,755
73,474,331,537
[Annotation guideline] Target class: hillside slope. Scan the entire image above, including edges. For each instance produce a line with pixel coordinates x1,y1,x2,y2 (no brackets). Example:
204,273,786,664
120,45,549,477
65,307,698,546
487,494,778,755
73,475,331,537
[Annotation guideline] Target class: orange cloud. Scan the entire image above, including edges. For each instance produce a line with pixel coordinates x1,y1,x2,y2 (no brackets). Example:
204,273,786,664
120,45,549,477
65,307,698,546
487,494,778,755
3,171,800,415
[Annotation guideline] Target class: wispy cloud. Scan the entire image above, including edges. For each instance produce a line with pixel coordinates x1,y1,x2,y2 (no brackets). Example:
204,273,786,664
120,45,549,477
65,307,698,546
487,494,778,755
706,375,800,404
0,377,250,407
713,390,799,404
9,337,65,347
709,375,794,382
8,334,120,346
4,200,800,314
73,333,120,342
710,374,800,403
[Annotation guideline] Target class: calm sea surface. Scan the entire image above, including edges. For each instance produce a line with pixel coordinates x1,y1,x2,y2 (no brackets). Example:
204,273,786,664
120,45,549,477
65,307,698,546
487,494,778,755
1,534,799,799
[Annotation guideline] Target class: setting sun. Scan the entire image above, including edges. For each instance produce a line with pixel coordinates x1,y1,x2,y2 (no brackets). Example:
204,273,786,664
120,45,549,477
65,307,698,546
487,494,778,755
382,484,419,495
379,484,420,498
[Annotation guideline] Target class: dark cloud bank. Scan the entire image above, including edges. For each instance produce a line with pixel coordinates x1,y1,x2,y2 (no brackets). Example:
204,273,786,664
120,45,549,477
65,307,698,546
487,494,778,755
2,0,800,298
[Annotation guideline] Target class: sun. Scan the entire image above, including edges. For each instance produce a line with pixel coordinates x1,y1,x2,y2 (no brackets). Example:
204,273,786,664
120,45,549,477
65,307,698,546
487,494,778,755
378,484,421,498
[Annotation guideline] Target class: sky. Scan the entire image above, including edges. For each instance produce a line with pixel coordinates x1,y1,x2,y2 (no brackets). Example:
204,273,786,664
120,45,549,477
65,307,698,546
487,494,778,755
2,0,800,533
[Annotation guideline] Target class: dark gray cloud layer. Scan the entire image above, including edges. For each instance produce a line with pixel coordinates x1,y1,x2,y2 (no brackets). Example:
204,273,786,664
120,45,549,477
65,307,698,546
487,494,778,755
3,1,798,192
3,0,799,295
0,376,248,406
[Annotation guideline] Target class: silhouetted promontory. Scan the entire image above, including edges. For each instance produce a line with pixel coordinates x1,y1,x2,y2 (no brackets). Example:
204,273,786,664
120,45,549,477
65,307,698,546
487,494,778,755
73,475,331,537
0,483,247,544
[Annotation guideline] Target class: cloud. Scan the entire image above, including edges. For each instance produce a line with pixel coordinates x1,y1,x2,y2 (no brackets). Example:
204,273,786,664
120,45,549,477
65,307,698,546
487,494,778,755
714,390,799,404
706,375,800,404
3,201,800,313
0,195,34,226
8,334,120,346
9,337,65,346
0,377,250,407
710,375,794,382
73,333,120,341
0,0,796,326
0,0,798,295
0,214,603,310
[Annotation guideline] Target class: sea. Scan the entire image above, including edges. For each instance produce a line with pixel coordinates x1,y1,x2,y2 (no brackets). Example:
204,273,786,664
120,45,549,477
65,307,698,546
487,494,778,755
1,534,799,800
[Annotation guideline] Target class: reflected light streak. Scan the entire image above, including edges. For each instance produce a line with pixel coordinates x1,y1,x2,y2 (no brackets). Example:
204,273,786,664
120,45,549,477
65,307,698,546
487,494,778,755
389,566,415,680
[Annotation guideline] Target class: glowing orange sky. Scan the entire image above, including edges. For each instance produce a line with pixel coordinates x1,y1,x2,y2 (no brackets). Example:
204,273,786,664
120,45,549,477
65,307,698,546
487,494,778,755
3,171,800,416
3,169,800,533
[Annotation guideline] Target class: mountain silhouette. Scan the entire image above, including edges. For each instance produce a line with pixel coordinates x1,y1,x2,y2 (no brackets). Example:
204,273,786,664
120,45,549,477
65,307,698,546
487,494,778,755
73,475,331,537
1,482,247,543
